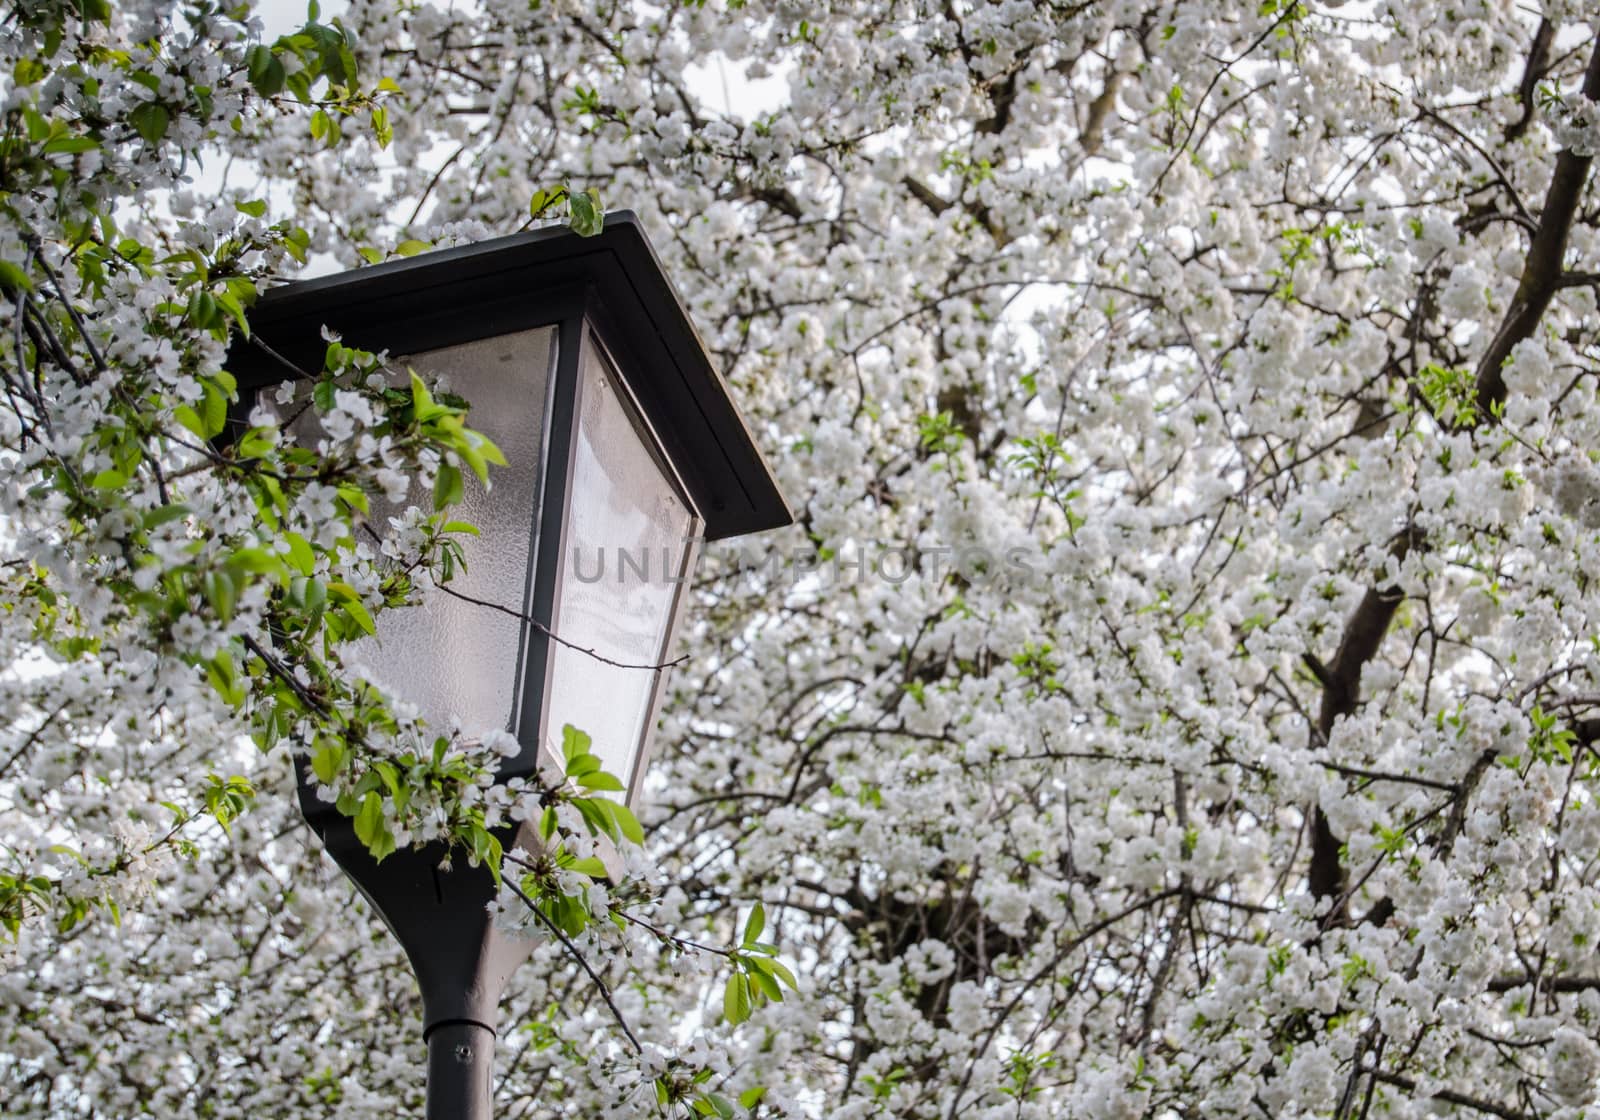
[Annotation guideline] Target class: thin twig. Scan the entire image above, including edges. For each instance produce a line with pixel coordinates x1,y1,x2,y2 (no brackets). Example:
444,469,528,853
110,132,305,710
241,633,328,715
27,237,110,374
502,853,740,959
432,581,687,671
1369,1071,1530,1120
504,877,643,1052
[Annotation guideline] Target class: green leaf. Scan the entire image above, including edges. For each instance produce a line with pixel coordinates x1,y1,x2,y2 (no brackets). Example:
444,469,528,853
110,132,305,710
468,825,503,883
395,238,430,257
410,371,435,415
90,469,127,489
42,136,99,155
283,533,315,576
294,576,327,614
129,102,170,144
246,45,274,89
174,404,207,440
204,774,256,835
724,971,751,1025
0,260,34,293
254,53,287,97
336,483,368,515
235,198,269,218
333,41,359,88
373,760,402,801
561,725,592,764
284,67,313,104
143,503,190,529
433,462,464,510
454,432,506,484
700,1094,735,1120
353,791,384,849
206,650,246,707
328,582,375,635
578,770,625,793
738,1087,767,1110
568,188,604,237
225,276,259,309
227,547,282,574
215,289,249,334
339,598,376,636
529,185,566,218
766,959,797,991
199,379,228,436
744,901,765,946
47,844,89,868
13,57,47,86
204,570,236,622
574,797,615,841
478,434,508,466
235,426,276,459
748,963,782,1001
606,801,644,845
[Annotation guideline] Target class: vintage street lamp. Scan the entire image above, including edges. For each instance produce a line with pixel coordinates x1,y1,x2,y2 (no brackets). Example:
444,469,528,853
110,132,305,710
225,213,791,1119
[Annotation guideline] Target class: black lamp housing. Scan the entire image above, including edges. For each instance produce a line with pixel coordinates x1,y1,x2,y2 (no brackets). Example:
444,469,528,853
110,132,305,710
229,212,790,796
223,213,791,1119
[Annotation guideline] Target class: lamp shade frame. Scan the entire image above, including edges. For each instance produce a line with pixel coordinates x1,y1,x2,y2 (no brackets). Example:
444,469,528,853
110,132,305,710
518,315,706,806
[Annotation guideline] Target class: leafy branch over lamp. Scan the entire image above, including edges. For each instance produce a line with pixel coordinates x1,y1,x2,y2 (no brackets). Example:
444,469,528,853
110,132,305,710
224,213,791,1119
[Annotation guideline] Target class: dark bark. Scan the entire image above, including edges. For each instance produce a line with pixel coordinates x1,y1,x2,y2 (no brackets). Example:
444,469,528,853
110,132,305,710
1308,527,1423,910
1474,39,1600,415
1504,19,1554,145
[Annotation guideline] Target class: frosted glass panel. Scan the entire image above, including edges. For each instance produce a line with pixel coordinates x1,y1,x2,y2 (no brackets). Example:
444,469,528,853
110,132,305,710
545,343,696,797
287,326,556,741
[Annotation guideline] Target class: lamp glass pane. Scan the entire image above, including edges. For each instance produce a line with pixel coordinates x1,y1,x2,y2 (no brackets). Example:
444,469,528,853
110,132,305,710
544,342,696,797
285,325,557,741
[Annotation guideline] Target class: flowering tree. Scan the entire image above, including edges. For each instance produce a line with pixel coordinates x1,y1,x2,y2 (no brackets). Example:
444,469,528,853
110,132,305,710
7,0,1600,1117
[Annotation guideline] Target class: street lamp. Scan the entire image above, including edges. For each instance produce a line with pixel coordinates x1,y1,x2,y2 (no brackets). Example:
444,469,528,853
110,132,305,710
225,213,791,1119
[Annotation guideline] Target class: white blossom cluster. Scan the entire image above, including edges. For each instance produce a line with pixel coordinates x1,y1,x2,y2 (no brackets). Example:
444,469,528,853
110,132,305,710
7,1,1600,1119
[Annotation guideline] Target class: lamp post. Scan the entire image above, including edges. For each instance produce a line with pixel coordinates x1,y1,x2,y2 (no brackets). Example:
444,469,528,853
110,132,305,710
225,213,791,1119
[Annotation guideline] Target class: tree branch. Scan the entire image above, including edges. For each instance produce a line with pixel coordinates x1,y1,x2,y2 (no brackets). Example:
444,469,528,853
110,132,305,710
1370,1071,1531,1120
1309,525,1424,908
1505,18,1554,145
1474,38,1600,416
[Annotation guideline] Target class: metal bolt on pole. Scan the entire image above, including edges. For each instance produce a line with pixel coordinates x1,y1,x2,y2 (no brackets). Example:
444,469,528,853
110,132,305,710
426,1020,496,1120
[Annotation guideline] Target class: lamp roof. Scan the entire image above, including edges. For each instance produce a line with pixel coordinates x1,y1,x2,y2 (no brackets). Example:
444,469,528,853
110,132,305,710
225,211,791,541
